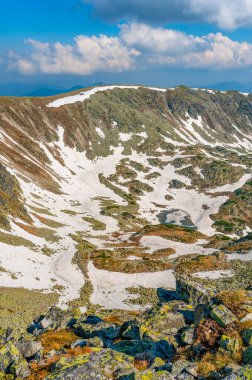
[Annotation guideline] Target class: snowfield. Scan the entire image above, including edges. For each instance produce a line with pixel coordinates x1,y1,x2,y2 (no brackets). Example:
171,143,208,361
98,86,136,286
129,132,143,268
0,86,252,311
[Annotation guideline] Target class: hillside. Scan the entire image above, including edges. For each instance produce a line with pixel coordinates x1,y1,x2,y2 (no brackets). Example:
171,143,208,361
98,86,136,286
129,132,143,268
0,85,251,329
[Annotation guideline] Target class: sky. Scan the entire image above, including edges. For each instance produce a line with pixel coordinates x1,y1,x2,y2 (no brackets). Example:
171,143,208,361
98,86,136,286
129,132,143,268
1,0,252,89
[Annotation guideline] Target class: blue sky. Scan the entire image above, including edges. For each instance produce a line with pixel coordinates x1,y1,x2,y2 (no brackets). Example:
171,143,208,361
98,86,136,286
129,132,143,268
1,0,252,89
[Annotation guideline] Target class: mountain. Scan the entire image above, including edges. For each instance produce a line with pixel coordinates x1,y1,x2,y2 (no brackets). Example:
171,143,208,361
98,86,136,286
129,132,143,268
204,80,252,92
0,85,252,368
0,82,106,97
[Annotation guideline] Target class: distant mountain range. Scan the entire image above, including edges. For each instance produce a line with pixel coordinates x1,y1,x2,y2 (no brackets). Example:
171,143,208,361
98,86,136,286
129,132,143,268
0,80,251,97
0,82,105,97
203,81,252,93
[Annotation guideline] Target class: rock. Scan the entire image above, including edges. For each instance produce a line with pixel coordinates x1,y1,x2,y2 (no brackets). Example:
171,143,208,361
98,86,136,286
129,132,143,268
169,179,186,189
118,320,141,341
136,370,174,379
185,364,198,378
176,373,195,380
236,366,252,378
243,346,252,365
242,328,252,345
219,335,241,354
194,304,211,327
9,358,30,379
210,305,237,327
46,348,135,380
113,368,136,379
17,337,42,359
181,326,194,345
71,336,104,348
171,359,191,377
176,275,216,306
240,313,252,323
223,363,242,375
139,303,186,341
74,320,120,341
0,329,13,348
0,341,21,372
111,340,154,357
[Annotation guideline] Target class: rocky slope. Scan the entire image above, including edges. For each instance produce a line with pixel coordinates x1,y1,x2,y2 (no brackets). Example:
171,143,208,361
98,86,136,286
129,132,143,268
0,85,252,352
0,274,252,379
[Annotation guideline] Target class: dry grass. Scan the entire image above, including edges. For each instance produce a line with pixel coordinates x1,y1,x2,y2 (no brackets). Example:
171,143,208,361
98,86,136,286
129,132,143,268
102,315,123,325
134,360,149,371
40,330,78,353
197,351,233,377
175,254,230,274
27,346,93,380
216,290,248,318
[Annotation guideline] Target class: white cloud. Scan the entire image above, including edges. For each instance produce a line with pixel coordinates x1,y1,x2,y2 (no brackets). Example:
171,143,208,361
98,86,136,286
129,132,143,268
86,0,252,30
120,23,252,69
13,24,252,75
16,35,139,75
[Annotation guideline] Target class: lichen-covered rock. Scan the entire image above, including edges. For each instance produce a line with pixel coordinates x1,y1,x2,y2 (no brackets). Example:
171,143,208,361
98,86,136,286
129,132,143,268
111,340,154,357
171,359,191,377
9,358,30,379
73,320,120,341
210,305,237,327
243,329,252,345
240,313,252,323
220,335,241,354
45,348,135,380
17,337,42,358
0,341,21,372
137,370,174,379
181,326,194,345
243,346,252,365
176,275,216,306
0,329,13,349
139,303,186,341
118,320,141,341
71,336,104,348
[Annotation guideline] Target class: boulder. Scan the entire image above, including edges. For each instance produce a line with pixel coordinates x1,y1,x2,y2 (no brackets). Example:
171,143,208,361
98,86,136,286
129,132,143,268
176,275,216,306
240,313,252,323
181,326,194,345
210,305,237,327
139,303,186,341
243,346,252,365
242,329,252,345
9,358,30,379
0,329,13,348
73,320,120,341
220,335,241,354
136,370,174,379
71,337,104,348
17,337,42,359
45,348,135,380
118,320,141,341
0,341,21,372
171,359,191,377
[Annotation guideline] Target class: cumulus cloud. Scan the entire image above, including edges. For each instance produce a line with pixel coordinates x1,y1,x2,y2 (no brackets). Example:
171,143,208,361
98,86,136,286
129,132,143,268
13,24,252,75
16,35,139,75
120,23,252,69
85,0,252,30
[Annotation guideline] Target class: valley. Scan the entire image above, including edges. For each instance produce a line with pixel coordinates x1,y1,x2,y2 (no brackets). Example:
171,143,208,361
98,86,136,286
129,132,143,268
0,85,252,333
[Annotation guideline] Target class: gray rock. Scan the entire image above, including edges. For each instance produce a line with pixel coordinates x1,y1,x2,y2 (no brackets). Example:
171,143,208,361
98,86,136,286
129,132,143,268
242,328,252,345
9,358,31,379
243,346,252,365
0,341,21,372
181,326,194,345
17,337,42,358
210,305,237,327
45,348,135,380
176,275,216,306
171,359,191,377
